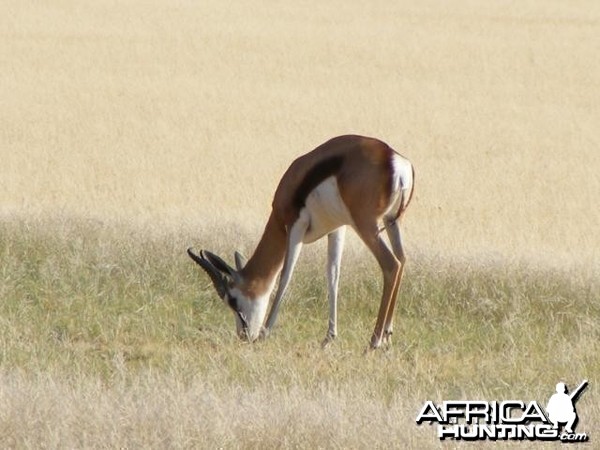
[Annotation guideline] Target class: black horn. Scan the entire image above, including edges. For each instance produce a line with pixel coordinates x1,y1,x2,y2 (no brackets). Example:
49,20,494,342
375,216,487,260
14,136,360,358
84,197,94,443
187,247,228,298
201,250,238,278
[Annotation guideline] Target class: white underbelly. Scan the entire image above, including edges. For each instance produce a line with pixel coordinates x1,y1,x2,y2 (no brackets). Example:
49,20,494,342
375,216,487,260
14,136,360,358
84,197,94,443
302,176,353,243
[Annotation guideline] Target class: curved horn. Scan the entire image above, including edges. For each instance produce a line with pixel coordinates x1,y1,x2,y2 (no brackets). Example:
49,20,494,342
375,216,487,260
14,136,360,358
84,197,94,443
202,250,237,278
187,248,227,298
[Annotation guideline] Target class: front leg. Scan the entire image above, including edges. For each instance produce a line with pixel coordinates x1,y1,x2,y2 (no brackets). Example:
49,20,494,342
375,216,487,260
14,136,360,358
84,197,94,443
263,210,310,333
322,227,346,347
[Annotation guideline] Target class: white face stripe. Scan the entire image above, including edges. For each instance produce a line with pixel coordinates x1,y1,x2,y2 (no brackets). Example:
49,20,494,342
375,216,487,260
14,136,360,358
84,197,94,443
228,287,269,341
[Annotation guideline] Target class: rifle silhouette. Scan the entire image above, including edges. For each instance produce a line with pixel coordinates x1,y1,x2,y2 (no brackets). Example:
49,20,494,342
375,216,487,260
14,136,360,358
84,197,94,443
569,380,588,403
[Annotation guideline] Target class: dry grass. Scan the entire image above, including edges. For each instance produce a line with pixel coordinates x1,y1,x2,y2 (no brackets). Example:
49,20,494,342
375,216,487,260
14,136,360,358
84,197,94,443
0,371,432,449
2,0,599,266
0,219,426,449
0,219,598,448
1,0,599,447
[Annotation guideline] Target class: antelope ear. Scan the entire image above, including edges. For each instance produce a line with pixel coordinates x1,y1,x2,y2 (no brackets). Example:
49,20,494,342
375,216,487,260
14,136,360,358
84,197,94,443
234,251,247,271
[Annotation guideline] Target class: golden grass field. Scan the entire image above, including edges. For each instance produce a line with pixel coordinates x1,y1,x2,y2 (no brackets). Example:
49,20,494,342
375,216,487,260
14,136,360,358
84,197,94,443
1,0,599,448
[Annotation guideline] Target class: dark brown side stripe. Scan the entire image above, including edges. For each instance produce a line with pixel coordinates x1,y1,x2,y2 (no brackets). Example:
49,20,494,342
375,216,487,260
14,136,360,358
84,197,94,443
292,155,344,209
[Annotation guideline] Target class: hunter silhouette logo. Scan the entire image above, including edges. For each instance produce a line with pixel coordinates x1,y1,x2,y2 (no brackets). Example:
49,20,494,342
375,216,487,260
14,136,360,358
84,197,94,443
416,380,589,442
547,380,588,436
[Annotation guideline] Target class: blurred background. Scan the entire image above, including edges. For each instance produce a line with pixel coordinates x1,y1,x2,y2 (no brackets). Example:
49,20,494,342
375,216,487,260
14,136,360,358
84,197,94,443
2,0,599,270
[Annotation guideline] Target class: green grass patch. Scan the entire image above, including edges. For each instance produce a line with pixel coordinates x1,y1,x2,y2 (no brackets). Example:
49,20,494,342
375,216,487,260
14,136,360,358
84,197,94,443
0,218,598,447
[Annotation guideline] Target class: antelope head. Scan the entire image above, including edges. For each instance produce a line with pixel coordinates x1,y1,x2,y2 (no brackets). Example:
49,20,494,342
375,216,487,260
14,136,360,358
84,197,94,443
187,248,268,341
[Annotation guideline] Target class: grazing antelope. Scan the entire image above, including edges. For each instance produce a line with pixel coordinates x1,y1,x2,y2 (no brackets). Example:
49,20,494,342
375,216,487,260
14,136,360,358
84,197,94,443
188,135,414,349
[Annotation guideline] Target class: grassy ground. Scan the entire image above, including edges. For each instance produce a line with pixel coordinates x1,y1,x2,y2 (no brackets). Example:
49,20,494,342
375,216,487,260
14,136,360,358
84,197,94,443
1,0,599,447
0,219,598,447
2,0,599,264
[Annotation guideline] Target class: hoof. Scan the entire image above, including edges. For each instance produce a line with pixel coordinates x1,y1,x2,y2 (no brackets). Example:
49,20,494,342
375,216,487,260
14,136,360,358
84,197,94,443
321,334,336,349
258,327,270,341
363,344,378,355
382,330,393,348
369,334,382,350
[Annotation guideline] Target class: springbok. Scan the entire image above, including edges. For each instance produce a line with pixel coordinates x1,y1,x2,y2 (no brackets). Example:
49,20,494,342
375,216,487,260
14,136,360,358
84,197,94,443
188,135,414,349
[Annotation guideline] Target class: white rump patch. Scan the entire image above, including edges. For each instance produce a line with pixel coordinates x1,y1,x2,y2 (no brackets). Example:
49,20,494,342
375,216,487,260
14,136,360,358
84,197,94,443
386,154,414,217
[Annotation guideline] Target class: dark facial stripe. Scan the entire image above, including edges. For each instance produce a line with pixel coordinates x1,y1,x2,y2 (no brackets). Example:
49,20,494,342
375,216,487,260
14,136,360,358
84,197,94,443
293,155,344,210
227,295,249,337
236,311,249,335
227,293,238,311
227,295,248,334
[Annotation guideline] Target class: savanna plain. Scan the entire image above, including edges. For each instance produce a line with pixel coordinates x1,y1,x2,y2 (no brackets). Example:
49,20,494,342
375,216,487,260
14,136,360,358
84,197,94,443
1,1,599,448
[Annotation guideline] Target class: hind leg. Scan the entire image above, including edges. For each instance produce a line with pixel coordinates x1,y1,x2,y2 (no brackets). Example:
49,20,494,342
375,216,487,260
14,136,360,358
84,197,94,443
353,218,401,349
382,217,406,346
